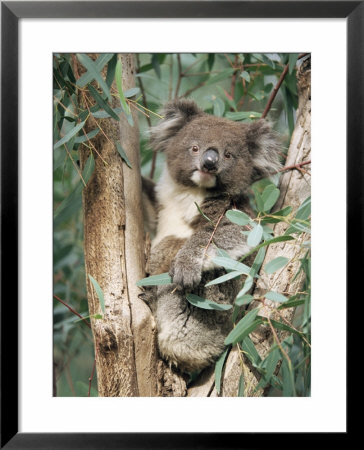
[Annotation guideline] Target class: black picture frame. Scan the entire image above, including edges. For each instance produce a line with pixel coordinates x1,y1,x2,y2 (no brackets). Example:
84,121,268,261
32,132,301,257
1,1,359,448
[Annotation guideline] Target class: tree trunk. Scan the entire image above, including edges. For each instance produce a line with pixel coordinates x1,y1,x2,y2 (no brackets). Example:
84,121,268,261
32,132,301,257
188,57,311,397
80,54,159,396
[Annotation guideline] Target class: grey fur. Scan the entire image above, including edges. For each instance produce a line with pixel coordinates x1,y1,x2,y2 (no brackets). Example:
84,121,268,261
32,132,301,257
144,99,281,373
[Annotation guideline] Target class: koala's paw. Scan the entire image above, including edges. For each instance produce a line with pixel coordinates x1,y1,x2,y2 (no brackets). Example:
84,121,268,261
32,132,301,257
170,254,202,289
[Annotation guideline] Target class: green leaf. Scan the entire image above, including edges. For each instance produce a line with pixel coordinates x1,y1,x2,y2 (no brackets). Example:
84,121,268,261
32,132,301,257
73,313,103,324
124,87,141,98
240,235,294,261
241,71,250,83
265,291,288,303
224,307,261,345
115,56,132,121
241,336,262,366
105,54,117,88
213,97,225,117
205,270,243,287
116,142,132,168
151,54,161,78
215,347,229,395
288,53,299,74
88,274,105,313
53,119,86,149
247,224,263,247
205,68,235,86
252,186,264,212
224,111,262,121
264,256,289,274
136,272,172,286
76,53,114,88
277,295,306,310
212,257,251,275
281,358,296,396
262,185,280,211
76,53,111,100
54,153,95,228
296,196,311,221
255,347,280,390
88,84,120,122
235,294,254,306
186,294,232,311
226,209,251,226
267,318,304,338
237,274,254,297
74,128,99,144
237,374,245,397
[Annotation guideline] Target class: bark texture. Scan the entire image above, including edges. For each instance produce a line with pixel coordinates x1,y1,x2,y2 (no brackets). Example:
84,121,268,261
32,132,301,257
80,54,159,396
188,57,311,397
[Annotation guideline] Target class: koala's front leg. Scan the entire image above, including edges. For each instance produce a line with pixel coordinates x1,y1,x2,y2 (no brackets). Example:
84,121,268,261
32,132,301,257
170,219,249,290
169,243,205,289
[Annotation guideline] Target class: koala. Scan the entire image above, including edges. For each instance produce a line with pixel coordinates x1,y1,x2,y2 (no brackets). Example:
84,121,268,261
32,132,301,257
143,99,281,373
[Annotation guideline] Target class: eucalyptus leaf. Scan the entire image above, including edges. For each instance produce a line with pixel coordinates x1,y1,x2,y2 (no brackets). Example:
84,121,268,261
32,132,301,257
76,53,111,100
136,272,172,286
264,256,289,274
88,274,105,313
247,224,263,247
186,294,232,311
205,270,243,287
53,119,86,149
265,291,288,303
215,347,229,395
116,142,132,168
212,257,251,275
226,209,251,226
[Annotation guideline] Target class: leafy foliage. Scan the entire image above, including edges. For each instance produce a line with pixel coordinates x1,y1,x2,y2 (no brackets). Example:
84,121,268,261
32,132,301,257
53,52,309,397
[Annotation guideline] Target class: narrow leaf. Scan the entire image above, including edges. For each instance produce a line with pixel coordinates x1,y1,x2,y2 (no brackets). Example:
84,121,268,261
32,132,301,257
186,294,232,311
237,374,245,396
88,274,105,313
88,84,120,122
136,272,172,286
116,142,132,168
76,53,114,88
212,257,251,275
205,270,243,287
76,53,111,100
115,57,131,117
74,128,99,144
224,308,261,345
264,256,289,274
215,347,229,395
53,119,86,149
235,294,254,306
265,291,288,303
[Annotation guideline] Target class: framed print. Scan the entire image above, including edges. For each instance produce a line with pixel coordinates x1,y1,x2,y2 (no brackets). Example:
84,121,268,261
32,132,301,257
1,1,360,448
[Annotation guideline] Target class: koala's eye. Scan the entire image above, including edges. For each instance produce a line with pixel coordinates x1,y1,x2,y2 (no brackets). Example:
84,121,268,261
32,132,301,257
192,145,199,153
224,152,232,159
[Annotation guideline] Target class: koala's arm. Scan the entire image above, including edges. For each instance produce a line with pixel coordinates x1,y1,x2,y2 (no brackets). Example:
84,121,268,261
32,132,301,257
170,198,251,289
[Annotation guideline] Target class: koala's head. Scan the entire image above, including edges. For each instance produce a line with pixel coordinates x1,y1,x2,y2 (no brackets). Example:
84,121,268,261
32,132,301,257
150,99,281,197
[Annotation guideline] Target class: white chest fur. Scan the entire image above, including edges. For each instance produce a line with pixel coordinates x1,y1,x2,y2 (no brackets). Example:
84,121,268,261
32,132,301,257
152,166,207,248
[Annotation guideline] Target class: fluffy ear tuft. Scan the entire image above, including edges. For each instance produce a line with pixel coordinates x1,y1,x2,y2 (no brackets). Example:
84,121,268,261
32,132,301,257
246,120,282,181
149,99,202,152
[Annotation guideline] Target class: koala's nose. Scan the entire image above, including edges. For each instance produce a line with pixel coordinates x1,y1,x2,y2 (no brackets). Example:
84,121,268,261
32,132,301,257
202,148,219,171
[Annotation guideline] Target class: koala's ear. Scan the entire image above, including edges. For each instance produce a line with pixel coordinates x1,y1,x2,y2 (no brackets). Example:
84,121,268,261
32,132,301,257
149,99,202,151
245,120,282,181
